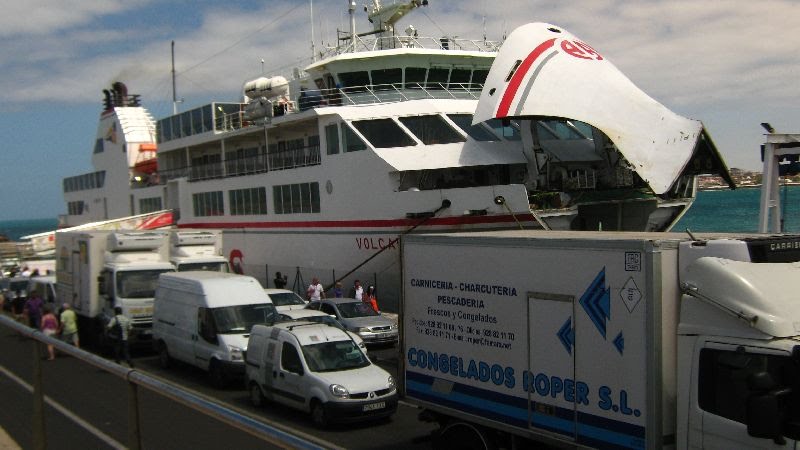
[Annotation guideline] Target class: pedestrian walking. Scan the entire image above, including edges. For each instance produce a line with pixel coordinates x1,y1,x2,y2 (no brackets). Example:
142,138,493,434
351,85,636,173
59,303,80,348
40,305,59,360
364,286,379,313
351,280,363,301
24,291,44,329
107,307,134,367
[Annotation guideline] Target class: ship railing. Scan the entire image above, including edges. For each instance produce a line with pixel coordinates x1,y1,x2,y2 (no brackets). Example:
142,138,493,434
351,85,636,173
323,34,501,57
298,82,483,111
158,144,322,183
158,83,483,143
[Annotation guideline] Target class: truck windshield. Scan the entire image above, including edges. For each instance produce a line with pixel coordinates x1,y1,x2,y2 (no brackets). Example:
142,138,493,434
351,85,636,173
212,303,278,334
177,262,229,272
337,301,379,318
302,340,369,372
116,269,174,298
268,292,306,307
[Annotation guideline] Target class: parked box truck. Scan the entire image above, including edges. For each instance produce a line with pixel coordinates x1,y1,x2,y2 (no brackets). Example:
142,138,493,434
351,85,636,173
169,230,230,273
400,231,800,449
56,230,175,344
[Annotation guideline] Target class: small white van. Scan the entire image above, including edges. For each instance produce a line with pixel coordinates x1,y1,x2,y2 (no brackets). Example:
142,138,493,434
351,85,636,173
246,322,398,426
153,271,277,387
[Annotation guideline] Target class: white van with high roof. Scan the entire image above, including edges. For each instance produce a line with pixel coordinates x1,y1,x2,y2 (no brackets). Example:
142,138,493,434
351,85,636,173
245,321,398,426
153,271,277,387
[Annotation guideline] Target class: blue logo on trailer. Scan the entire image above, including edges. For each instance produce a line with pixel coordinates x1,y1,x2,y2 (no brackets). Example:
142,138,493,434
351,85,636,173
579,268,611,339
557,318,575,355
613,332,624,355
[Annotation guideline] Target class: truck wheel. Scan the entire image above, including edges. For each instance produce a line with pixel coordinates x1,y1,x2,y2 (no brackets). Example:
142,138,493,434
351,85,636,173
310,400,328,428
209,360,227,388
157,342,171,369
435,421,495,450
249,382,266,408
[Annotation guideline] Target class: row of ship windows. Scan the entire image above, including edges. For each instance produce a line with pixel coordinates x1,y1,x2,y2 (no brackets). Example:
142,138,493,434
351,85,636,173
64,171,106,193
192,183,320,217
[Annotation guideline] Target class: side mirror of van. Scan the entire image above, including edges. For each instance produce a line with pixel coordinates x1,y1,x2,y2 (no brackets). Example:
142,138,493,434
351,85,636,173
746,372,789,444
97,274,106,296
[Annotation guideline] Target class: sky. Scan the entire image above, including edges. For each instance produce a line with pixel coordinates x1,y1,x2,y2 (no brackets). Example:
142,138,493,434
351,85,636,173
0,0,798,221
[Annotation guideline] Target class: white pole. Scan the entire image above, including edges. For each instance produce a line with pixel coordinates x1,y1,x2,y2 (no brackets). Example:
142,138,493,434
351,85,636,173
310,0,316,62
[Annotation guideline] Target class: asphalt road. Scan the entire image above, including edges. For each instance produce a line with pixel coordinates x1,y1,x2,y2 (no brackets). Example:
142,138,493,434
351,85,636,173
0,324,437,449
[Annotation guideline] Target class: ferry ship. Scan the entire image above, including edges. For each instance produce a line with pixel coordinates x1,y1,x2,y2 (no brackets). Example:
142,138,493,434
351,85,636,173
61,1,733,309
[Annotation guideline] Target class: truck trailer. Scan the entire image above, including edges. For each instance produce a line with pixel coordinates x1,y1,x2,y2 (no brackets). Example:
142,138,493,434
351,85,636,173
56,230,175,344
400,231,800,449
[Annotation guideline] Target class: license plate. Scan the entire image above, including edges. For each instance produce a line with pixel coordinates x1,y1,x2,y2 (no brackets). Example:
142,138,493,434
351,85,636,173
363,402,385,412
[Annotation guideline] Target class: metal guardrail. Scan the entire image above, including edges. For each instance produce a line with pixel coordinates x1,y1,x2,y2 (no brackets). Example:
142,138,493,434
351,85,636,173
0,314,334,450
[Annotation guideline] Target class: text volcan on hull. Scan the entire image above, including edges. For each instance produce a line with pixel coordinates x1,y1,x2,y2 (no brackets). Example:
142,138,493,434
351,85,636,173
61,1,733,308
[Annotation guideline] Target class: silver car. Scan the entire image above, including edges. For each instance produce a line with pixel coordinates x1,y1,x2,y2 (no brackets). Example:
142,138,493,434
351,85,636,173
306,298,398,345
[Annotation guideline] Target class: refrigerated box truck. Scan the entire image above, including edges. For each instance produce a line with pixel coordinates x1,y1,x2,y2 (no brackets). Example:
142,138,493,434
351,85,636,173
400,231,800,449
56,230,175,344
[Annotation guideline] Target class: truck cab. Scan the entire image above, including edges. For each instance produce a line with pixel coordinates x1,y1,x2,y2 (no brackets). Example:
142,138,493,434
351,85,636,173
678,257,800,448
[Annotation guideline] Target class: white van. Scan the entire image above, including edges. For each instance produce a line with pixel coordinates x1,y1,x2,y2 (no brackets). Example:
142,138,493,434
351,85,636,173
246,322,398,426
153,272,277,387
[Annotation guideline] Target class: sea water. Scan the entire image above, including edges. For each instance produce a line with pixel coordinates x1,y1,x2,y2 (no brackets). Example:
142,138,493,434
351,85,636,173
0,187,797,240
674,185,800,233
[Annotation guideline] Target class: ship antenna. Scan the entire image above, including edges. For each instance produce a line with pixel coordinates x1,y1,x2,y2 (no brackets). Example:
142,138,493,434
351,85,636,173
310,0,316,62
171,40,183,115
348,0,357,52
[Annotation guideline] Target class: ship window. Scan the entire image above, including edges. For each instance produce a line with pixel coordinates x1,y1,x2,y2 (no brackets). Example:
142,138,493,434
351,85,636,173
192,191,224,217
471,69,489,85
399,115,465,145
352,119,416,148
486,119,521,141
343,124,367,152
536,120,587,140
229,187,267,215
370,68,402,90
139,197,163,214
68,201,85,215
325,124,340,155
426,67,450,89
449,68,471,87
447,114,499,141
182,111,192,137
202,105,213,133
160,118,172,142
405,67,426,89
273,182,320,215
171,115,182,139
94,138,104,154
339,71,370,92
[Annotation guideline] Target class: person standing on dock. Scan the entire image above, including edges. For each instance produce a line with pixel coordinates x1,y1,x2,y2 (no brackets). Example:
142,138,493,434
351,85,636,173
106,307,133,367
351,280,364,301
59,303,80,349
306,277,325,302
24,291,43,329
273,272,288,289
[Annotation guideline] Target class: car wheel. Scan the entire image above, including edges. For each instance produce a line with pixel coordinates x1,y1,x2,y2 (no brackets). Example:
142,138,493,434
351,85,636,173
249,382,265,408
310,400,328,428
157,342,171,369
209,360,227,388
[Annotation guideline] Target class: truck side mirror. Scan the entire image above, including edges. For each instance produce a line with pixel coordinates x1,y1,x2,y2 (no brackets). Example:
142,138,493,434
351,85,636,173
746,393,785,443
97,275,106,296
746,372,788,444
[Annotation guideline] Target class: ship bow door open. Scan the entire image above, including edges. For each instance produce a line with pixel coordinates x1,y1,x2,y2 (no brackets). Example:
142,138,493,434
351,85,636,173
527,292,577,443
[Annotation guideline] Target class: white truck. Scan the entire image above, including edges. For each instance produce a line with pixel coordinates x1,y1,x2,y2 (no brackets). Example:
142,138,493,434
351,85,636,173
400,231,800,450
55,230,175,345
169,230,229,273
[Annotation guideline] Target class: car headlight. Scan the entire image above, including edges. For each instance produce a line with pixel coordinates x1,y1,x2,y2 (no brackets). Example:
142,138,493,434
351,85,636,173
228,345,244,361
388,376,396,391
355,327,370,333
390,323,398,330
330,384,350,398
